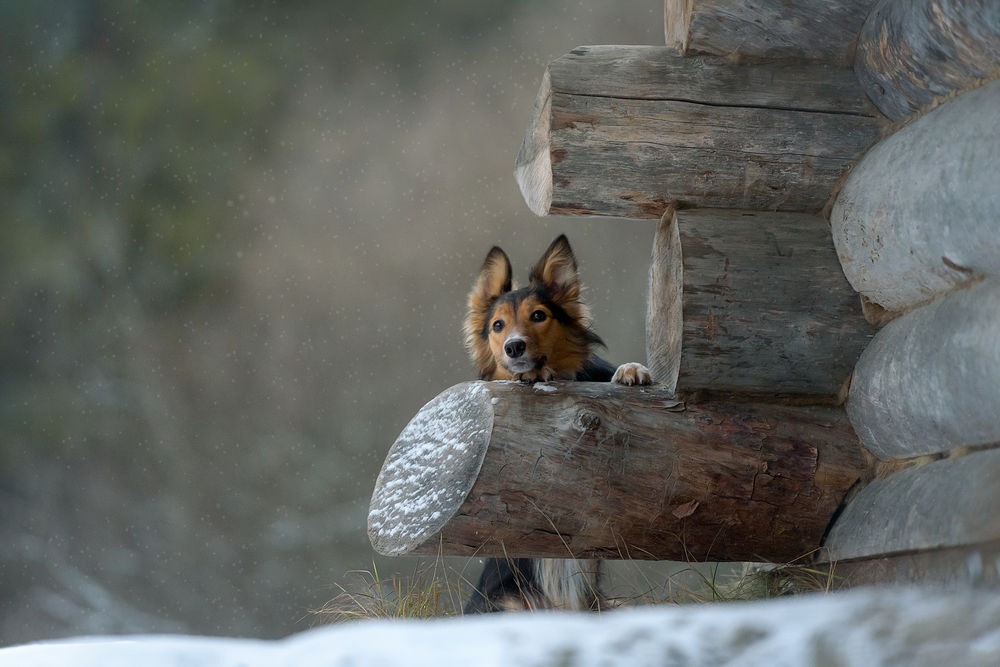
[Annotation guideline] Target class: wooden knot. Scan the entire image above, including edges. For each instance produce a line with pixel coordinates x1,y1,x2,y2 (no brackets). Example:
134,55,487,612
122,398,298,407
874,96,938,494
574,409,601,432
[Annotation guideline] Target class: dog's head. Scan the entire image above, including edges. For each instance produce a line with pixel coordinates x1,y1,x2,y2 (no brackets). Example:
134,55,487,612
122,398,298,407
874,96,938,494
464,235,602,381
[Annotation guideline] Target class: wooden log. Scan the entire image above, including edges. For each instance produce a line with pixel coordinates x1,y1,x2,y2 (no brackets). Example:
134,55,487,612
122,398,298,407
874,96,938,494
856,0,1000,120
823,449,1000,561
830,79,1000,313
665,0,877,64
825,539,1000,589
514,45,881,219
646,208,874,399
369,381,866,562
846,278,1000,460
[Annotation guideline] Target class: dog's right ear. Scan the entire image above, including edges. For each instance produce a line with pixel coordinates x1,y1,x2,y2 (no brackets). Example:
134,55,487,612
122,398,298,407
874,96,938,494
465,247,513,378
471,246,512,304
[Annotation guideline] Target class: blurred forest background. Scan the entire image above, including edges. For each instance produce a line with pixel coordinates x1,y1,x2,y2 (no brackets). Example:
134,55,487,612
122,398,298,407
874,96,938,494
1,0,666,643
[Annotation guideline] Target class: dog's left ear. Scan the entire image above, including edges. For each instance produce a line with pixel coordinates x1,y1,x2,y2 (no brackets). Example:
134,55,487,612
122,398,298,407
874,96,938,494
529,234,580,302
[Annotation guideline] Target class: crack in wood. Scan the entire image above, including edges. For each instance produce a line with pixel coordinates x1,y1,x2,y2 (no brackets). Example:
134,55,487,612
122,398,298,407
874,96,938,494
556,91,878,118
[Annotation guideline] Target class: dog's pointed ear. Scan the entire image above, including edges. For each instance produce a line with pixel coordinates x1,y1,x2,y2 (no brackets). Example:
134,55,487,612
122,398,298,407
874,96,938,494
472,246,513,303
529,235,580,301
466,247,513,378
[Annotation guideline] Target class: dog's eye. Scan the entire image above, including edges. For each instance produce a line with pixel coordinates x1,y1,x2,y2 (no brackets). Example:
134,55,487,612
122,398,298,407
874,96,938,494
530,310,547,322
491,319,504,333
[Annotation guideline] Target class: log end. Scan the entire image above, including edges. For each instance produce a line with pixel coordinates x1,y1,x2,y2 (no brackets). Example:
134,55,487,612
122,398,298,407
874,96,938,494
823,450,1000,561
663,0,692,54
831,80,1000,313
514,69,553,217
846,278,1000,459
368,382,494,556
646,208,683,392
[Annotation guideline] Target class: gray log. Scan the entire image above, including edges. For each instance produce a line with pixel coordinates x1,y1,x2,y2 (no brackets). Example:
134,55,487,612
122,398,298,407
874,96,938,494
665,0,877,64
369,381,866,562
856,0,1000,120
823,449,1000,561
515,45,880,219
825,539,1000,588
646,208,873,398
846,278,1000,460
830,79,1000,313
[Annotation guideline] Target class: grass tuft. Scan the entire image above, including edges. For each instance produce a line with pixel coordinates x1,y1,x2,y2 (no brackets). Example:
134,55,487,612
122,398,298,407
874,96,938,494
316,556,840,622
313,561,469,622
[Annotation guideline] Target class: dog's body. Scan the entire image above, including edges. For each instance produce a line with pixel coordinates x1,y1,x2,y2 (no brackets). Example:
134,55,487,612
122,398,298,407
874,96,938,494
463,235,651,612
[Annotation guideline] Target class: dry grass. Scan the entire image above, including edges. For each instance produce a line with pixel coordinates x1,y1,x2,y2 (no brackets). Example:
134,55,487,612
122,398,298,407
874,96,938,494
315,556,840,622
689,561,839,603
313,561,471,622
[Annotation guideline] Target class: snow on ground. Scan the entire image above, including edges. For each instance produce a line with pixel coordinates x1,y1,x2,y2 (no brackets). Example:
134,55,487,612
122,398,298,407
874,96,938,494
2,587,999,667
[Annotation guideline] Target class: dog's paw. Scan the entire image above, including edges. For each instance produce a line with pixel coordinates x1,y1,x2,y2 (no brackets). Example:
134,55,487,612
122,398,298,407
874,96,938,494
519,366,556,383
612,362,652,386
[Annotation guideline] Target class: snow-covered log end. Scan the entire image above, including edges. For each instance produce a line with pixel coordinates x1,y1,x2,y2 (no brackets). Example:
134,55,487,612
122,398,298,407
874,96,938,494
368,382,493,556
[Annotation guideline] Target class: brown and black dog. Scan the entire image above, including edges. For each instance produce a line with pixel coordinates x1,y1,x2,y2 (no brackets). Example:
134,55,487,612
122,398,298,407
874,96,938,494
463,235,651,612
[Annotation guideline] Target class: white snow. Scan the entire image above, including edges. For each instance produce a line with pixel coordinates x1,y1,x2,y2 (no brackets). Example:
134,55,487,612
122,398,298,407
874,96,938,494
3,588,999,667
369,383,492,552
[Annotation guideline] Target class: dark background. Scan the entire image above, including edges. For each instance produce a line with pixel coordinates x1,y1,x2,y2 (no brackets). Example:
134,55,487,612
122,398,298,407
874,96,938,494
1,0,666,643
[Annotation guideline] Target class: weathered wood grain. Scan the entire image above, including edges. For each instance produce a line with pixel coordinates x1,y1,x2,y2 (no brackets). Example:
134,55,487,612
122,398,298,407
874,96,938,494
515,45,881,219
847,279,1000,460
665,0,877,64
823,539,1000,589
830,80,1000,313
647,208,873,398
856,0,1000,120
823,449,1000,561
369,381,866,562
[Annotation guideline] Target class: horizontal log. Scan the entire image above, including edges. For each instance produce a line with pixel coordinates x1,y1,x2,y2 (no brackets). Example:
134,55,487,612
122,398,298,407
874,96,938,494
830,79,1000,313
824,539,1000,588
515,45,881,219
823,448,1000,561
647,208,874,398
846,278,1000,459
856,0,1000,120
369,381,866,562
665,0,876,64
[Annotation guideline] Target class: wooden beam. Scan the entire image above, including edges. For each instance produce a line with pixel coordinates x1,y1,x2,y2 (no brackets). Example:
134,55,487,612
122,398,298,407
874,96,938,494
856,0,1000,120
830,80,1000,313
665,0,877,64
823,448,1000,561
824,539,1000,589
369,381,866,562
647,208,873,399
515,45,881,219
847,279,1000,460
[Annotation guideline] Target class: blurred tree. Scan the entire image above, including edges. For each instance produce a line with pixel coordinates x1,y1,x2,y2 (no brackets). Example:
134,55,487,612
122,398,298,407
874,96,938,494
0,0,653,644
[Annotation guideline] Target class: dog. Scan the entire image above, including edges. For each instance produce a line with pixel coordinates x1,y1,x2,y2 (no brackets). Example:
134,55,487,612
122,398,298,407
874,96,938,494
462,234,651,612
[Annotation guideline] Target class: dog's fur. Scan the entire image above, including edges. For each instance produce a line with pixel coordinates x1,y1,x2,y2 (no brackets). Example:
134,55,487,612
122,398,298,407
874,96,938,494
462,235,651,612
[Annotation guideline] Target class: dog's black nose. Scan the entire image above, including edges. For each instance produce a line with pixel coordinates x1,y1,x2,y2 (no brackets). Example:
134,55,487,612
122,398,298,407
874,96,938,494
504,338,526,358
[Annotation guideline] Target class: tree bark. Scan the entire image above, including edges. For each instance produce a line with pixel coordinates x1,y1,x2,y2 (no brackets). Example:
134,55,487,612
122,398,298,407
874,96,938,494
846,279,1000,460
855,0,1000,120
665,0,877,64
369,381,866,562
646,208,873,399
830,80,1000,313
515,45,881,220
